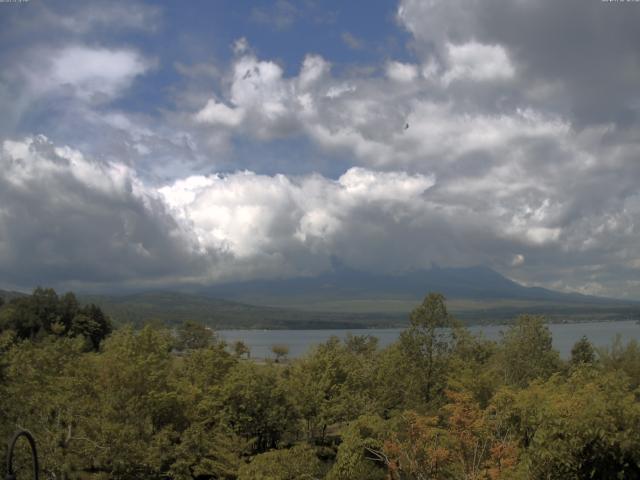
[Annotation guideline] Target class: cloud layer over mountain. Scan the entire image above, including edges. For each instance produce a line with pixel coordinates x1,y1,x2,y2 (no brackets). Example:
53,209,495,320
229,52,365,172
1,0,639,298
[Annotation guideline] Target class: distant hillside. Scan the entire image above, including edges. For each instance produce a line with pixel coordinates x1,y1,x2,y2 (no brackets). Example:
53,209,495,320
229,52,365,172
5,266,639,329
194,265,639,325
0,289,28,302
79,291,405,330
201,265,628,306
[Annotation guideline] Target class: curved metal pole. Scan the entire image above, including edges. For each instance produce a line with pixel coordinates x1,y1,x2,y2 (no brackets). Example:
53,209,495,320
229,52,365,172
5,430,39,480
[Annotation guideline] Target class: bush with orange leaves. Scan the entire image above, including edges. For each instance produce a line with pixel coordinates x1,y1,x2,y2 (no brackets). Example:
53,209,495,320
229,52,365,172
380,390,520,480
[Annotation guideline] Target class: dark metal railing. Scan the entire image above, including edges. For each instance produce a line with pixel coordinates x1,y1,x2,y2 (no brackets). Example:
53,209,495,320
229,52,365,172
5,430,39,480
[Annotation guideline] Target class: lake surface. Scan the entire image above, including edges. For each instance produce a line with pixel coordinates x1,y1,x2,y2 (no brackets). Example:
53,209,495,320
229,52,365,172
220,320,640,360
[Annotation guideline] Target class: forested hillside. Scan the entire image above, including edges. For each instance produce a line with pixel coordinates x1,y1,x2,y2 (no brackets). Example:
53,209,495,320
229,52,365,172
2,290,640,479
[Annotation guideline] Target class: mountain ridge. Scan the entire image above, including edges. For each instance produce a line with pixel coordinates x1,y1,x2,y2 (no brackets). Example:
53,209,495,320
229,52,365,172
199,265,627,306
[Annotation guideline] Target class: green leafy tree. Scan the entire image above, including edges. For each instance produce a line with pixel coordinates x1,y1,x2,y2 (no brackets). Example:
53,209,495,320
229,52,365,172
0,289,111,349
272,343,290,362
345,333,378,356
398,292,455,406
447,326,501,408
84,326,185,478
499,315,561,387
237,445,324,480
175,320,215,351
0,336,90,478
233,340,251,358
569,336,596,368
219,362,298,452
598,336,640,388
169,423,243,480
492,369,640,479
289,337,375,441
326,415,388,480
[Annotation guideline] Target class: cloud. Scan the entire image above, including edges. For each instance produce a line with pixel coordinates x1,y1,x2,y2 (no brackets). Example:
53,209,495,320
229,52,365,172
442,41,514,84
159,167,436,262
386,61,419,83
3,0,640,299
195,99,244,127
0,136,207,290
187,36,640,297
397,0,640,126
28,46,152,103
298,55,331,90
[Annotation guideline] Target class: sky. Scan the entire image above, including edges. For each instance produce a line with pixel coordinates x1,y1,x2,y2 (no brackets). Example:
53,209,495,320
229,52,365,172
1,0,640,298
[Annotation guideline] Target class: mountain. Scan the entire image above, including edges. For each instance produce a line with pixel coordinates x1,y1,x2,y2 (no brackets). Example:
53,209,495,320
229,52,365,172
201,265,621,305
5,267,639,329
0,289,28,302
79,291,403,330
196,265,639,324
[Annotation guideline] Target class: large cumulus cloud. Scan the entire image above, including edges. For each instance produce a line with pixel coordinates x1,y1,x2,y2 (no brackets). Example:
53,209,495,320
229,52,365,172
0,136,208,290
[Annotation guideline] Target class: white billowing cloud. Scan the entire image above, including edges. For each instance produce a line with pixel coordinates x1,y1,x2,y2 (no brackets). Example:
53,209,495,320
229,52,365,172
230,55,289,119
442,41,515,84
298,55,331,90
174,37,640,295
29,46,151,102
386,61,419,83
195,99,244,127
159,167,436,259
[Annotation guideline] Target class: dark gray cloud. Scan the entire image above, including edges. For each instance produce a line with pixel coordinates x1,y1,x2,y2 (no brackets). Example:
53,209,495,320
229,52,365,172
399,0,640,127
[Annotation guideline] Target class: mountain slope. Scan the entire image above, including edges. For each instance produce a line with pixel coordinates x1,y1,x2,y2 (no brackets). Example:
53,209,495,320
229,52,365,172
201,265,622,306
79,291,403,329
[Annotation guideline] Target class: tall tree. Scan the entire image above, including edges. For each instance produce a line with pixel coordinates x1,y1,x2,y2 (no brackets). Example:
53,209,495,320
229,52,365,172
499,315,560,387
398,293,455,406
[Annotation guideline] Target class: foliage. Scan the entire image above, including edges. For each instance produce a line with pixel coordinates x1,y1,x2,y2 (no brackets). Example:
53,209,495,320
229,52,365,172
397,293,456,407
175,320,215,351
219,362,298,452
2,288,640,479
0,288,111,349
272,343,290,362
598,336,640,388
237,445,324,480
498,315,561,387
569,335,596,367
493,369,640,479
326,415,388,480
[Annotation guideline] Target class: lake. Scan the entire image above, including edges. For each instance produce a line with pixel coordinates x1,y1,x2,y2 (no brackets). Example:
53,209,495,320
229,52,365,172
219,320,640,360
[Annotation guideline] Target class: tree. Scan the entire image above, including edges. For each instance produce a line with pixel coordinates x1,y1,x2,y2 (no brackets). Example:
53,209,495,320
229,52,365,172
382,392,519,480
84,326,185,478
598,336,640,388
237,445,324,480
0,288,111,349
492,369,640,479
175,320,214,351
499,315,560,387
233,340,251,358
219,362,298,452
271,344,289,362
71,304,113,350
345,333,378,356
289,337,375,441
398,293,455,406
326,415,388,480
569,336,596,368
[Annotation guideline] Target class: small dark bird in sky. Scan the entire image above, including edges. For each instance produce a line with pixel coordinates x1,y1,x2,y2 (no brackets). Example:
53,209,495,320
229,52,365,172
404,123,409,130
